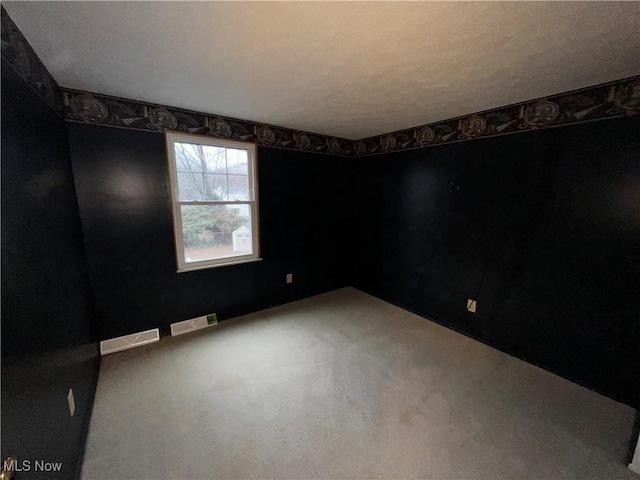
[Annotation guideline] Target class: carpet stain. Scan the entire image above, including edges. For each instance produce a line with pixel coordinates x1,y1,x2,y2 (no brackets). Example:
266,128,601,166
215,377,243,391
400,406,425,425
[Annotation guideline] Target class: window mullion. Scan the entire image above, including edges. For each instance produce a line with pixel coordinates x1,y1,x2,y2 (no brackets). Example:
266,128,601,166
225,146,229,201
198,143,204,201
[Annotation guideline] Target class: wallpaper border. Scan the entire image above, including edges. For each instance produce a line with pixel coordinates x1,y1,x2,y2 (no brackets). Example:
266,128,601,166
60,88,356,157
61,76,640,158
354,76,640,157
1,6,61,115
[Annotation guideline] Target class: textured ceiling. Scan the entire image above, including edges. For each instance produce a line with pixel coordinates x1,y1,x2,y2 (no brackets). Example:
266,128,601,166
4,1,640,140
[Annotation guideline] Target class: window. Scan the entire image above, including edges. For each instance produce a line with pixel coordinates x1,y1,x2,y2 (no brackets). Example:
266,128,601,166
166,132,260,271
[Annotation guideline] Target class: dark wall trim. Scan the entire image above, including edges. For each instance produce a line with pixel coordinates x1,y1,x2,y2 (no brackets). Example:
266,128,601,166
355,76,640,156
0,6,61,115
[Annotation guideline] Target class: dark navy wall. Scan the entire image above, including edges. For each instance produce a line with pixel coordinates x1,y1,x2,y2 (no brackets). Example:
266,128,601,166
66,124,354,340
1,60,99,478
1,67,96,360
353,116,640,407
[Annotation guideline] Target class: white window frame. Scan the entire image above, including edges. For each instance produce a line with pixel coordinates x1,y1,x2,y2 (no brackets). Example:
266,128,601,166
166,132,260,272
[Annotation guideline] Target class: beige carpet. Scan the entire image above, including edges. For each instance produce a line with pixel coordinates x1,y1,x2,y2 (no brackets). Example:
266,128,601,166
81,288,637,479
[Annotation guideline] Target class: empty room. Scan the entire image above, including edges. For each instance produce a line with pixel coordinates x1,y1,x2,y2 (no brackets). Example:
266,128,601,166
1,1,639,479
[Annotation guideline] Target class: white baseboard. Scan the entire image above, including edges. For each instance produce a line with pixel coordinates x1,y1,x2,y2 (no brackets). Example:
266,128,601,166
170,314,217,337
100,328,160,356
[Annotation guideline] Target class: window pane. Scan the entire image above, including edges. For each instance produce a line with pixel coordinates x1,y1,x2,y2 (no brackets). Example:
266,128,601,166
175,142,203,172
204,174,228,201
203,146,227,174
181,204,252,263
226,149,248,175
177,172,204,201
228,174,249,200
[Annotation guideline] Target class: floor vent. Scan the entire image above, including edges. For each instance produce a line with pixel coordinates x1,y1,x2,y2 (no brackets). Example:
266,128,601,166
99,328,160,356
171,314,218,337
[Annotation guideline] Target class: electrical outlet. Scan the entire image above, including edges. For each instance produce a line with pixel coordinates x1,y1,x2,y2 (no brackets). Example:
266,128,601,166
206,313,218,325
67,388,76,417
467,299,477,313
286,273,293,284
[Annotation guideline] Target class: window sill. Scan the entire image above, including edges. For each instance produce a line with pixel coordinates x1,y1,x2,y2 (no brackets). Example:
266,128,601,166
177,257,263,273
